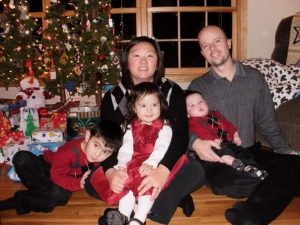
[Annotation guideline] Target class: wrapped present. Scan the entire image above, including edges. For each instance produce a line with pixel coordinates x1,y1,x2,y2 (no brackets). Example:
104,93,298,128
39,116,52,129
2,137,31,165
0,112,11,137
0,131,24,148
20,108,39,136
67,106,100,138
29,141,64,156
31,129,64,143
52,112,67,130
8,100,27,116
0,104,9,117
0,149,4,164
7,166,21,182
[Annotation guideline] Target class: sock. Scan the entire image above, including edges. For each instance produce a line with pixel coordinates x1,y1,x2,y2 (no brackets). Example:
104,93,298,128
134,195,154,223
118,191,135,219
232,159,245,171
0,197,17,211
178,194,195,217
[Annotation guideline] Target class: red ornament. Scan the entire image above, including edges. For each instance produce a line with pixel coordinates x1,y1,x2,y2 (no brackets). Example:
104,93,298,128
97,53,105,60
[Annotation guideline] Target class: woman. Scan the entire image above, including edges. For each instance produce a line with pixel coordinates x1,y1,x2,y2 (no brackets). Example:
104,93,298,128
85,36,205,224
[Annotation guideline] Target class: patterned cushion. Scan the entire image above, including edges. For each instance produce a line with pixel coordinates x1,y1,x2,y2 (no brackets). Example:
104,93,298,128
241,58,300,109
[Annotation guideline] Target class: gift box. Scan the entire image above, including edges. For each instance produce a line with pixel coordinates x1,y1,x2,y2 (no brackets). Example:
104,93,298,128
0,104,9,117
29,141,64,156
31,129,64,143
52,112,67,130
7,166,21,182
20,108,39,136
2,137,31,165
0,112,11,137
67,106,100,138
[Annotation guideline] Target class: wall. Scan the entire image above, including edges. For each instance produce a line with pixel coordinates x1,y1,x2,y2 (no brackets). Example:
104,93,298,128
1,0,300,98
247,0,300,58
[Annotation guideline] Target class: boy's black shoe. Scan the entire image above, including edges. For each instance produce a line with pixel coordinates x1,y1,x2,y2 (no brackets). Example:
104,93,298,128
178,194,195,217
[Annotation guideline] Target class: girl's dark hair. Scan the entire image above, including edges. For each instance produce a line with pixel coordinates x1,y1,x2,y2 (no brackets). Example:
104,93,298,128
126,82,168,124
120,36,165,89
90,119,123,152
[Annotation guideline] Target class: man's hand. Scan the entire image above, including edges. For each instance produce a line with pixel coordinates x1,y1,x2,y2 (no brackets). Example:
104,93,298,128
138,164,170,200
233,132,242,146
193,138,224,163
105,167,128,193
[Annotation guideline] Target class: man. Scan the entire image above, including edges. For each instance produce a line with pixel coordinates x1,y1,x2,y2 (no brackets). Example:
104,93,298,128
188,25,300,225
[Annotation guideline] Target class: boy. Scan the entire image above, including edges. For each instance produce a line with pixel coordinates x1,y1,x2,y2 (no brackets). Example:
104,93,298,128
0,119,123,215
185,90,268,180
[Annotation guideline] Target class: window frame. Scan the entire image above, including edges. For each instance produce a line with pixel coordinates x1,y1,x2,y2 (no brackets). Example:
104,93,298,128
29,0,247,84
111,0,248,83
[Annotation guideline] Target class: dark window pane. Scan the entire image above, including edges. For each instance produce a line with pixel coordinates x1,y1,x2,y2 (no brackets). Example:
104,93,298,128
180,0,204,6
28,0,42,12
207,0,232,6
111,0,136,8
60,0,74,10
208,12,232,38
181,41,204,67
181,12,205,38
159,42,178,67
153,13,177,39
112,14,136,40
152,0,177,7
32,18,43,40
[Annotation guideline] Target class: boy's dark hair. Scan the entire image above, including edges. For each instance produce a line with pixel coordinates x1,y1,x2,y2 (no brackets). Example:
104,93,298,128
90,119,123,152
184,90,203,99
126,82,168,124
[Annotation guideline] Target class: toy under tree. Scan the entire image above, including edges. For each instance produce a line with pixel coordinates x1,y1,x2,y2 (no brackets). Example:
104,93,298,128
0,0,43,88
41,0,120,103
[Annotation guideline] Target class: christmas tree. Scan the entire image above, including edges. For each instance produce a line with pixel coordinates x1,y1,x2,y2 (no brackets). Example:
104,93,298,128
0,0,43,88
42,0,120,100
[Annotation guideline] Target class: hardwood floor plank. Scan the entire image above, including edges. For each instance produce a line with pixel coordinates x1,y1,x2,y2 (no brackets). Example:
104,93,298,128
1,165,300,225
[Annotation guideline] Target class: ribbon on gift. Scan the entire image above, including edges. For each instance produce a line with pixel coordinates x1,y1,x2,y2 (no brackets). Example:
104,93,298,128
72,118,96,132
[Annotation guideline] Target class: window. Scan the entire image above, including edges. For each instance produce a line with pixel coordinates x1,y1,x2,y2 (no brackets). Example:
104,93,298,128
111,0,247,82
27,0,247,83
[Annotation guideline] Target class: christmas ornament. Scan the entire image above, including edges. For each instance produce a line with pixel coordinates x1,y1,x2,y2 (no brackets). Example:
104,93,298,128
64,80,76,92
73,64,82,76
59,51,69,65
100,36,107,44
9,0,15,9
18,4,29,20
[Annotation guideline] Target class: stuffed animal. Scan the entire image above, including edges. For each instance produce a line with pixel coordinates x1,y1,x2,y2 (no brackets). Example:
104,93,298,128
16,74,52,103
16,74,41,101
26,89,46,109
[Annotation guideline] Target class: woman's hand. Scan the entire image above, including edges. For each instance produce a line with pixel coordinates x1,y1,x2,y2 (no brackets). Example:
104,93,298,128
80,170,91,189
193,138,224,163
138,164,170,200
106,168,128,193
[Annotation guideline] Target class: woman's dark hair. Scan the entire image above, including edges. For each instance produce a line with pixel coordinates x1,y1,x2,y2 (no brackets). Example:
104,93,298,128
120,36,165,89
90,119,123,152
126,82,168,124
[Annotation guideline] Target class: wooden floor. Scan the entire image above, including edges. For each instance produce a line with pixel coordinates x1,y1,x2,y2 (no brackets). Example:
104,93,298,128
0,165,300,225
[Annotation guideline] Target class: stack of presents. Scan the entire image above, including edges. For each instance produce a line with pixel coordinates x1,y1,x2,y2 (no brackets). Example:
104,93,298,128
0,75,100,181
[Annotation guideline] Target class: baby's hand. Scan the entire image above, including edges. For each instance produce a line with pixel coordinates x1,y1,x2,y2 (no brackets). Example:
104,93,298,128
233,132,242,146
139,163,154,177
80,170,91,189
